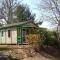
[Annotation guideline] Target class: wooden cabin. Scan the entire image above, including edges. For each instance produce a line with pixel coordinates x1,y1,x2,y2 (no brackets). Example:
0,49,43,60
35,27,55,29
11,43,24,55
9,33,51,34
0,20,37,44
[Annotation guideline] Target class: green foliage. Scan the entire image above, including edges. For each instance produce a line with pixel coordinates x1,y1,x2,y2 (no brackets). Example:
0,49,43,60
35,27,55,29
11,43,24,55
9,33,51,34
40,30,59,48
30,28,59,52
32,28,59,48
15,4,35,21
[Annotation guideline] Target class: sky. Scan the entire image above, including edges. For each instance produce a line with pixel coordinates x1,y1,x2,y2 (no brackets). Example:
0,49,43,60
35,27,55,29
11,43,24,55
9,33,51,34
0,0,56,29
19,0,55,29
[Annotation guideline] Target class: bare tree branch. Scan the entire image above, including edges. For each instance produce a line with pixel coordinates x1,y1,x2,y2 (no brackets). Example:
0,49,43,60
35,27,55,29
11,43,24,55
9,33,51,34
0,0,22,24
38,0,60,43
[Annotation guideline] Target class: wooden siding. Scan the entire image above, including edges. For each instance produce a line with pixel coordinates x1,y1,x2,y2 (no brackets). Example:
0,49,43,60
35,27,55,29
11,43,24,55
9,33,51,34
0,27,17,44
0,21,37,44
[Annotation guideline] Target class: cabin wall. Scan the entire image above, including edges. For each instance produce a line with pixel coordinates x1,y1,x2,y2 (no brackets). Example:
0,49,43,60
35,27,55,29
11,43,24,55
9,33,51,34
6,28,11,44
0,21,37,44
0,30,6,44
6,27,17,44
11,28,17,44
0,27,17,44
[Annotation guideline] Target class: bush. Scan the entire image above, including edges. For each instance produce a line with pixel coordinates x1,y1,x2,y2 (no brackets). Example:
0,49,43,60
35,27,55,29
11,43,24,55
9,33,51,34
41,31,59,48
32,30,59,52
30,28,59,52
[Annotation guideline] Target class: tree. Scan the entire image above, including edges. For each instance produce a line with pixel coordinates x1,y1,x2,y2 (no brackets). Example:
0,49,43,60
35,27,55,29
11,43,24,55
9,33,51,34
0,0,35,24
38,0,60,45
0,0,22,24
15,4,35,22
0,0,42,26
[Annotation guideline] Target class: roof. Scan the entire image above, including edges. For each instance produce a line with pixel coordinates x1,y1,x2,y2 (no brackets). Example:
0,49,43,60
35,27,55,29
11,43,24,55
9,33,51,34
0,20,37,29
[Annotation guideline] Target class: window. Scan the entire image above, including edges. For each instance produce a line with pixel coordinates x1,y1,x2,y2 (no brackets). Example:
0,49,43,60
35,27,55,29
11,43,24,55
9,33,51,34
1,31,3,37
8,30,11,37
22,29,26,43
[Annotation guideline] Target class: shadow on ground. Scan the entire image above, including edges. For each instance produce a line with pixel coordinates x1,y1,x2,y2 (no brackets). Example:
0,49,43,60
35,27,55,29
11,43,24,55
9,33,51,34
0,48,10,51
0,47,20,60
0,55,19,60
38,46,60,60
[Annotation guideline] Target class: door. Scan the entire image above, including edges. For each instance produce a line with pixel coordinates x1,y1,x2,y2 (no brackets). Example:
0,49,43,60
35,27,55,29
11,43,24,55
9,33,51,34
22,29,26,43
17,28,22,44
17,28,26,44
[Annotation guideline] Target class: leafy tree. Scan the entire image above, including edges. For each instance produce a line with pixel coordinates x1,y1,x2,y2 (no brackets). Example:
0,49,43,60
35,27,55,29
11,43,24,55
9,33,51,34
42,31,59,47
33,28,59,48
15,4,35,22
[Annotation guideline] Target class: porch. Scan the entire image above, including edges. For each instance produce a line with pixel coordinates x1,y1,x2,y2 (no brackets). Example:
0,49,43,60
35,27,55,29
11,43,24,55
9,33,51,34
17,27,36,44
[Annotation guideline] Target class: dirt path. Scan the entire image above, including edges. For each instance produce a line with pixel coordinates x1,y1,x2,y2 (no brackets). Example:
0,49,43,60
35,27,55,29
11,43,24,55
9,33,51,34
23,55,52,60
0,45,59,60
23,57,51,60
22,51,58,60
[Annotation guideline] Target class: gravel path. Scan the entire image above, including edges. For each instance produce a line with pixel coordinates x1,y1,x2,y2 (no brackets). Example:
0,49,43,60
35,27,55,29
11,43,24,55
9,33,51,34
23,52,57,60
0,45,59,60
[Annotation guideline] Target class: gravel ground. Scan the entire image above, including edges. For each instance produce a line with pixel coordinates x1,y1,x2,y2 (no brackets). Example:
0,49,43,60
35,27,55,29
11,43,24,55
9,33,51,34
0,45,59,60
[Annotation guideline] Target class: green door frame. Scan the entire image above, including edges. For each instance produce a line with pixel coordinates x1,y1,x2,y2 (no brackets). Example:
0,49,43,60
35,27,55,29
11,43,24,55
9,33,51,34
17,27,22,44
16,25,33,44
22,29,26,43
17,28,26,44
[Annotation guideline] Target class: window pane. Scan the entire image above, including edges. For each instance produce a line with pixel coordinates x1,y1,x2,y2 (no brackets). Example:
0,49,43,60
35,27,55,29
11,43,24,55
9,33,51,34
22,29,26,43
8,30,11,37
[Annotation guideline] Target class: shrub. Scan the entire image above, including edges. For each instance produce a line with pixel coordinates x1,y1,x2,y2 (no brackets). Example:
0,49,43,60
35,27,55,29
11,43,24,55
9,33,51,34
29,28,59,52
41,31,59,48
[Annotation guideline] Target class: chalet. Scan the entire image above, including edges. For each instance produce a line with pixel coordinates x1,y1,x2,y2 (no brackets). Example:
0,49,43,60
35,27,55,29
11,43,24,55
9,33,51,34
0,20,37,44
